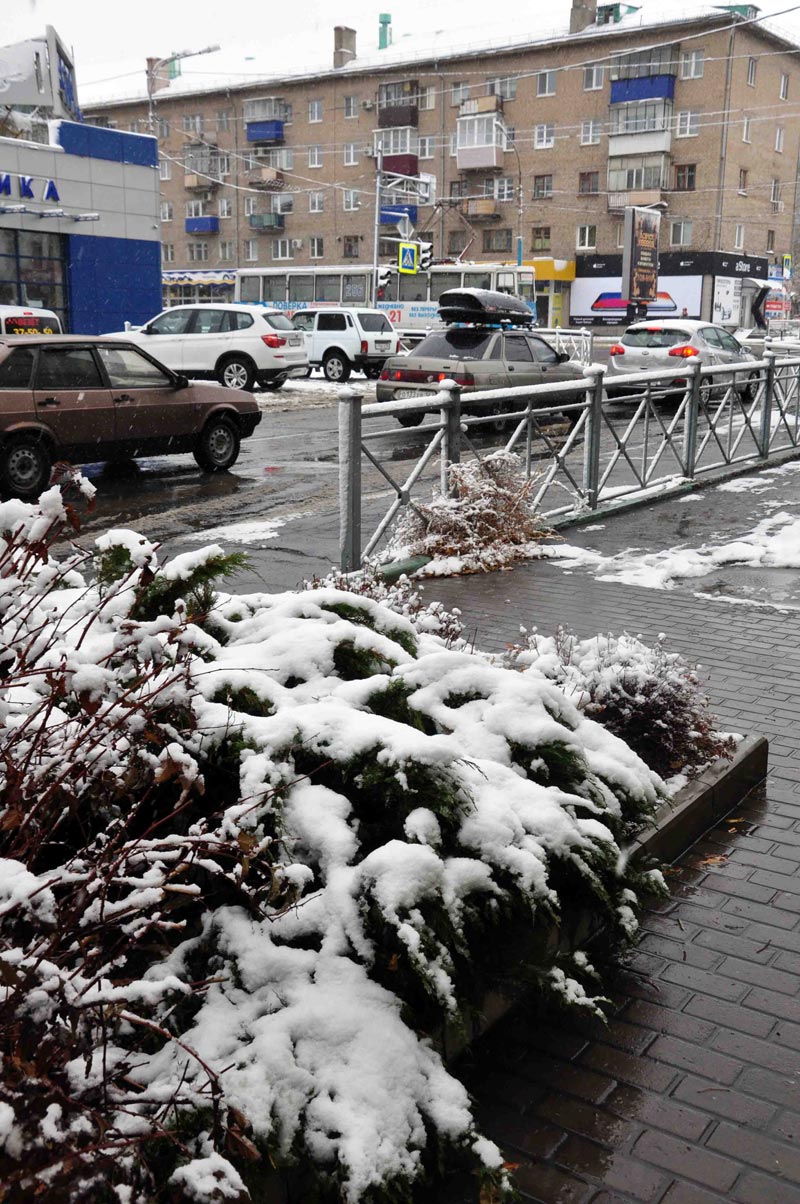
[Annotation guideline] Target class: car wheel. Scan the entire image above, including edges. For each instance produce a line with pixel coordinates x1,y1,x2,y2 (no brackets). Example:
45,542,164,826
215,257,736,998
193,415,241,472
743,372,759,401
397,412,424,428
323,350,351,383
218,356,256,392
364,366,382,380
0,436,52,499
698,377,713,405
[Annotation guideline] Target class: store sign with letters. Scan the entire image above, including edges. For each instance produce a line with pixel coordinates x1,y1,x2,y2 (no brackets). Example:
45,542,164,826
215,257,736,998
0,173,60,202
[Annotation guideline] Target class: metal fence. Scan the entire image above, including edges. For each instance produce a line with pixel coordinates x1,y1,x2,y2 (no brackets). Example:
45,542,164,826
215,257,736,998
338,349,800,571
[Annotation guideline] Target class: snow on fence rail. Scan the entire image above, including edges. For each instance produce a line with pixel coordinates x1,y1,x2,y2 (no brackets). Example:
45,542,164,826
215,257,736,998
339,351,800,571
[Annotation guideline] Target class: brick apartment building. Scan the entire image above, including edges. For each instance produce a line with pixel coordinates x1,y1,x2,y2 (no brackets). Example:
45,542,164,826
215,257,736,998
83,1,800,327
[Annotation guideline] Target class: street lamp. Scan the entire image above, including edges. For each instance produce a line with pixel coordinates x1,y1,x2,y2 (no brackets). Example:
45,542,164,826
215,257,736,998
146,45,220,134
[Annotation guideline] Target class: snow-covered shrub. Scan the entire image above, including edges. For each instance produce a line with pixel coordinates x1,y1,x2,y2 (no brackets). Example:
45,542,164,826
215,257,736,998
502,626,736,782
383,450,554,574
0,485,668,1204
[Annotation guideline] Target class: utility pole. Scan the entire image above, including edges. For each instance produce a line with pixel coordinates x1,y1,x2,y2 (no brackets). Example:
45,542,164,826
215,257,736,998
372,145,384,306
146,44,220,135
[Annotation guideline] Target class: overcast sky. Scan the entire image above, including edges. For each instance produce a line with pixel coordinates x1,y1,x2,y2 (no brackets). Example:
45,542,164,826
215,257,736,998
5,0,800,101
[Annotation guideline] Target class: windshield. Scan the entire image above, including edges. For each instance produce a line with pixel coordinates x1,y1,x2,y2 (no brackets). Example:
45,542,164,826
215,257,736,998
414,329,496,359
357,313,393,332
261,313,295,331
622,328,692,348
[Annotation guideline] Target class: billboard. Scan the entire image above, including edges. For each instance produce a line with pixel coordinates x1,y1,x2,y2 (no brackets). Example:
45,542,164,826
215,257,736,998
621,206,661,308
570,275,702,326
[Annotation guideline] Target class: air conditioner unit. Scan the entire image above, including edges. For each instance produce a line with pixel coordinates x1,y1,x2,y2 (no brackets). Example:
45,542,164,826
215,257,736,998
773,200,785,213
365,146,377,159
362,100,375,111
291,238,303,249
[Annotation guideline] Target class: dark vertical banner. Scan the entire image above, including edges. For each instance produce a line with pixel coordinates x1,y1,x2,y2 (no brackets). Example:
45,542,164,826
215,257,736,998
622,206,660,306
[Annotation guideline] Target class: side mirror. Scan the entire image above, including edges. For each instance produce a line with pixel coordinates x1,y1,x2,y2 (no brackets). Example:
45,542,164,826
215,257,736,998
557,350,570,363
172,372,189,390
142,325,154,334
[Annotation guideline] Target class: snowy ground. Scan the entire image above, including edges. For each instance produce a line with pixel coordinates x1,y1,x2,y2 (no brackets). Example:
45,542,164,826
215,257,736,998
256,372,377,412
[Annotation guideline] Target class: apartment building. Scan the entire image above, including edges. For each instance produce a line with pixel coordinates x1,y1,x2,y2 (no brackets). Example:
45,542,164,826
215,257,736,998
83,1,800,327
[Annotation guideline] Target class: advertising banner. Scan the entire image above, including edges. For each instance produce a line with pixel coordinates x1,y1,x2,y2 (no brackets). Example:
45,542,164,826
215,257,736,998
621,206,660,307
570,274,702,326
712,276,741,325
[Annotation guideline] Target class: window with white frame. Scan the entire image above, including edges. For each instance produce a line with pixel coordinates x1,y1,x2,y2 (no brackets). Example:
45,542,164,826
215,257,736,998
216,109,232,132
243,239,258,261
219,241,234,261
670,219,693,246
418,135,434,159
576,224,596,249
343,189,360,211
616,223,625,248
680,49,704,79
186,198,211,217
451,82,470,105
775,126,785,152
780,73,789,100
308,99,322,122
309,191,324,213
488,76,517,100
157,117,169,140
310,236,324,258
159,200,173,221
742,116,752,142
272,238,293,260
215,154,230,178
608,155,666,191
734,223,745,249
583,63,604,90
771,178,781,203
456,115,501,150
747,57,757,86
767,228,775,252
535,69,556,97
581,119,601,145
182,113,203,134
418,85,435,110
218,197,232,218
376,127,419,155
610,100,672,135
676,110,699,137
272,192,293,215
244,196,257,217
738,167,748,193
450,132,457,157
159,160,171,181
161,242,175,263
308,145,322,168
344,95,359,118
489,176,515,201
344,142,360,165
283,102,293,125
534,123,555,149
187,242,209,262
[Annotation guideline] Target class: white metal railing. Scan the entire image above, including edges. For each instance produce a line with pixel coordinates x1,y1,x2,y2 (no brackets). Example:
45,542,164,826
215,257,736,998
338,352,800,570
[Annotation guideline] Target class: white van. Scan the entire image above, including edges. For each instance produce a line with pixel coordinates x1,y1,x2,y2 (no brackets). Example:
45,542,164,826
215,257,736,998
0,306,63,335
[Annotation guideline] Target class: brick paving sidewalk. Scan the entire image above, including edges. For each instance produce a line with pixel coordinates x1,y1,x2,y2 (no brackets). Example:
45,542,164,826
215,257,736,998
424,563,800,1203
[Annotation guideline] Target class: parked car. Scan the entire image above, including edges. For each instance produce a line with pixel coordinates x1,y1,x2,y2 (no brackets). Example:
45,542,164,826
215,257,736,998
376,288,585,427
607,319,759,400
0,334,262,499
0,305,63,335
107,303,308,392
290,307,400,382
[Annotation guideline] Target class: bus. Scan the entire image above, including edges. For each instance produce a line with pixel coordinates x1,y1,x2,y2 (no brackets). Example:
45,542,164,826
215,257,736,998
234,263,536,333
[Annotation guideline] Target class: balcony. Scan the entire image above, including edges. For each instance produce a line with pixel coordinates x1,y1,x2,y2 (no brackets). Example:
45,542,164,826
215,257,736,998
608,129,672,157
607,188,667,211
246,119,285,144
457,144,504,172
464,198,501,221
378,103,418,128
185,216,219,234
459,95,503,116
383,153,419,176
610,74,675,105
248,213,284,230
184,173,216,190
249,165,284,190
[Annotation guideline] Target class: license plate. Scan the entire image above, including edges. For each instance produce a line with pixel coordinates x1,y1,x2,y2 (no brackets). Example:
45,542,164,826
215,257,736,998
395,388,425,399
288,335,302,346
375,340,390,350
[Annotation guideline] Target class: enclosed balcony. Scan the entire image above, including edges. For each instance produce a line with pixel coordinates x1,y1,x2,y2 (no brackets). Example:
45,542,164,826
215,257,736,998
378,103,418,128
248,213,284,230
246,120,284,144
607,188,667,212
184,173,217,190
374,126,419,178
456,114,506,171
243,97,287,145
459,95,503,117
464,198,501,221
185,216,219,234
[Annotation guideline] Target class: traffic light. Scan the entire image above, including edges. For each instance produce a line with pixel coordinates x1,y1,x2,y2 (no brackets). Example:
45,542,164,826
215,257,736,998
418,241,433,272
376,265,392,300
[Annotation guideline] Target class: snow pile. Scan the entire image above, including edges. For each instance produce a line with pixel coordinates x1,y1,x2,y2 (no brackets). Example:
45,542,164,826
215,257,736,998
0,484,667,1203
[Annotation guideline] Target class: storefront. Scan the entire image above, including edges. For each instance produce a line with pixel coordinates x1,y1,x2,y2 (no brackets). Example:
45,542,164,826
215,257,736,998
530,257,575,327
163,269,237,308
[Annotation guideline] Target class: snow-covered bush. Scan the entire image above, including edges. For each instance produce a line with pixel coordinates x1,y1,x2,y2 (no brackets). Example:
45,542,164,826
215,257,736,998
0,484,668,1204
502,627,736,782
383,450,554,574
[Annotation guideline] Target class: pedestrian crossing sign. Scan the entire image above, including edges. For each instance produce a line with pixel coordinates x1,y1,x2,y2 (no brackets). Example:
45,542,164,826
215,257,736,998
398,242,418,274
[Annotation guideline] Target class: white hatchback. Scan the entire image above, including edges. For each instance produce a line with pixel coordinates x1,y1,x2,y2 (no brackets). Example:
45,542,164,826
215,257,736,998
107,302,308,391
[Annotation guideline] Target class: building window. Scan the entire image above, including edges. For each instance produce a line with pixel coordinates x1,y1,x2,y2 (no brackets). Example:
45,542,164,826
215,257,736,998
734,223,745,250
218,197,233,218
219,241,234,261
418,85,435,110
449,180,466,200
244,196,257,217
310,236,324,258
308,99,323,122
488,76,517,100
186,198,211,218
308,145,322,168
780,73,789,100
535,70,556,97
576,225,597,250
344,142,360,166
578,171,599,194
767,228,775,252
159,200,173,221
483,227,512,253
448,229,468,255
738,167,748,194
450,132,457,157
157,117,169,140
532,225,551,250
674,163,696,191
344,95,359,118
580,119,601,145
418,135,434,159
283,102,293,125
451,82,470,105
343,190,360,211
775,126,785,153
583,63,604,90
610,99,672,136
680,50,704,79
343,235,361,258
243,239,258,262
272,238,293,260
187,242,209,263
747,57,757,86
533,174,553,198
534,123,555,149
616,222,625,248
676,110,699,137
216,109,232,132
309,191,324,213
742,116,751,143
771,178,781,203
272,193,293,215
182,114,203,134
215,154,230,179
670,219,693,247
161,242,175,263
159,160,171,181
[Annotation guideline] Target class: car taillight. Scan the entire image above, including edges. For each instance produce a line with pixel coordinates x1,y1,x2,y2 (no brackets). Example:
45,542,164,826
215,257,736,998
262,334,286,348
668,344,699,358
361,340,368,355
609,344,625,356
437,371,475,386
379,368,389,380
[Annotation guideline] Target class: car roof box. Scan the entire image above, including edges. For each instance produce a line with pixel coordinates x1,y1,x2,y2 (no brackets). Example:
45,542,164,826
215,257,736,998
437,287,532,326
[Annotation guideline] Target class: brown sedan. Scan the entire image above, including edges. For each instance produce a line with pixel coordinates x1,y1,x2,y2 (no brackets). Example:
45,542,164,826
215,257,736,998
0,335,262,499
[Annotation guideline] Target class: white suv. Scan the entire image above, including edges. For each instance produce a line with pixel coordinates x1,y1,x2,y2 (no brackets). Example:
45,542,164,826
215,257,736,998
108,303,308,391
291,308,400,382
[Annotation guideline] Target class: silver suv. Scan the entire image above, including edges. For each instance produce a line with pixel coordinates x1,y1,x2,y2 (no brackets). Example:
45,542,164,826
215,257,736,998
291,308,400,382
